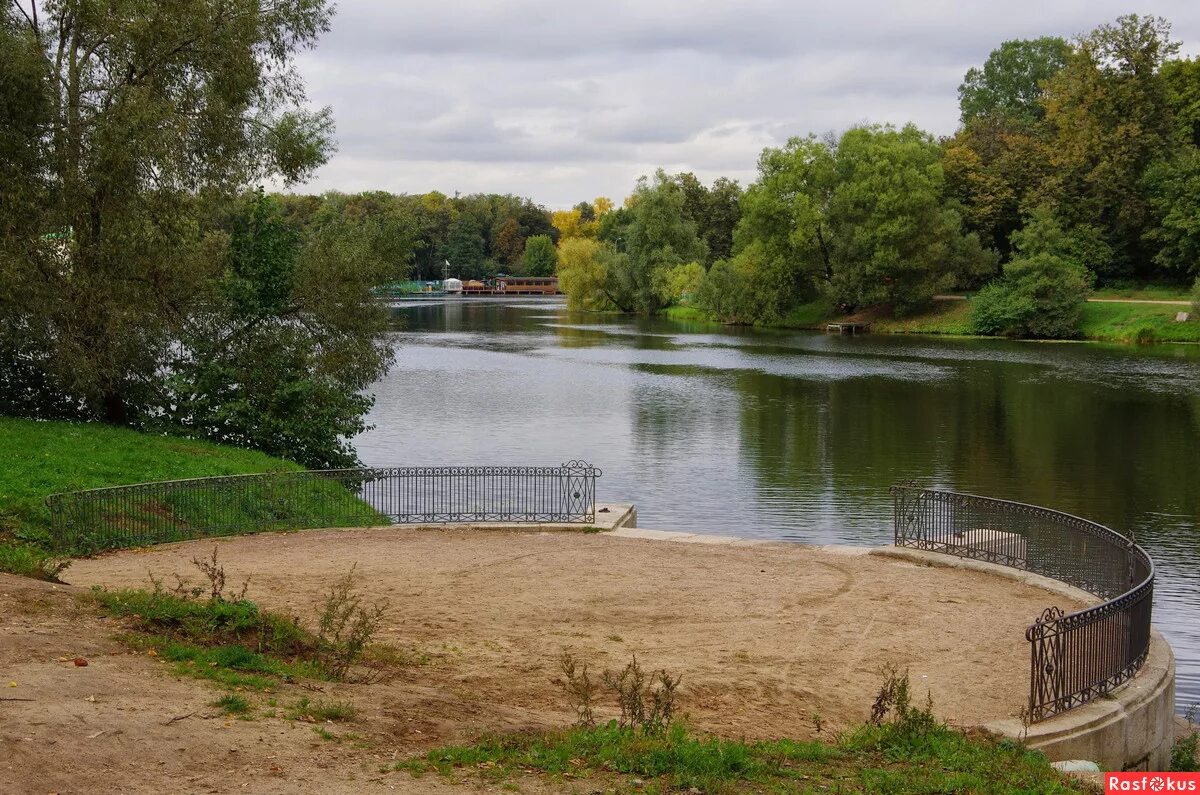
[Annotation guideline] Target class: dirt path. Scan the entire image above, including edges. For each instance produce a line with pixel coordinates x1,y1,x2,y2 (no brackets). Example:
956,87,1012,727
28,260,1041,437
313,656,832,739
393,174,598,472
3,528,1085,793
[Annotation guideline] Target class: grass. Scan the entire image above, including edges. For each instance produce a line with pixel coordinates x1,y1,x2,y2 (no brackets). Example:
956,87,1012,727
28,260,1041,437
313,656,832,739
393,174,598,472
662,304,711,322
1089,284,1193,302
870,299,976,336
0,416,385,567
1078,301,1200,343
771,297,837,329
212,693,252,715
394,721,1091,794
287,697,358,722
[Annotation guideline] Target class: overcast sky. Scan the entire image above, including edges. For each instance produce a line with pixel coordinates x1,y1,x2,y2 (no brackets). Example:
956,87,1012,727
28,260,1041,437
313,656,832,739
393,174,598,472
293,1,1200,208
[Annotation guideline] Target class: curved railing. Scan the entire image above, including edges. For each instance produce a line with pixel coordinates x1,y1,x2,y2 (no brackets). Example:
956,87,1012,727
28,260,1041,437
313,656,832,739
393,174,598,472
46,461,602,553
890,484,1154,722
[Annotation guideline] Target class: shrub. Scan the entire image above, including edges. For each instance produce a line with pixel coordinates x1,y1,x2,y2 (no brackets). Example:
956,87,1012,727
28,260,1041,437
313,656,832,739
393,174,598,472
1191,277,1200,316
971,252,1091,338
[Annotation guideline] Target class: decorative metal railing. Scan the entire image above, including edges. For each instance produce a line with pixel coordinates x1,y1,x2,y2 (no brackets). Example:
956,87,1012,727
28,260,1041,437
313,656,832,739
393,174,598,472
46,461,602,553
891,483,1154,723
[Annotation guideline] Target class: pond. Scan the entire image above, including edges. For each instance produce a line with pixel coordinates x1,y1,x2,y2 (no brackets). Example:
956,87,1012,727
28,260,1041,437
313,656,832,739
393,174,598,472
359,297,1200,715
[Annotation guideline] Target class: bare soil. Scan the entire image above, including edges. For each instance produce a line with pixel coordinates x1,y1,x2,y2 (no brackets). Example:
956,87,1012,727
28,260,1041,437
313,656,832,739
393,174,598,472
2,528,1084,793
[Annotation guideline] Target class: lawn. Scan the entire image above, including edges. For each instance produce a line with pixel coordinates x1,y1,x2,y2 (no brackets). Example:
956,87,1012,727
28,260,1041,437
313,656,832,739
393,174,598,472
0,417,382,572
1079,301,1200,343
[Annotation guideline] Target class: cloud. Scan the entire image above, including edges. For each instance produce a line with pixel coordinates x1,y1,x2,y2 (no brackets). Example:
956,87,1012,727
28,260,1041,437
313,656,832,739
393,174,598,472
294,1,1200,207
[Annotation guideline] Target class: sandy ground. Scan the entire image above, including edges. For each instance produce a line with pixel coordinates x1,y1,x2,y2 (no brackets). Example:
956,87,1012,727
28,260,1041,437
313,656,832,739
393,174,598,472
2,527,1086,793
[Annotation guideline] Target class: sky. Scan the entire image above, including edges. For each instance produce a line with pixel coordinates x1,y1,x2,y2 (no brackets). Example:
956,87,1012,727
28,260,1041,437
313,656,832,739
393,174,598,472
294,1,1200,209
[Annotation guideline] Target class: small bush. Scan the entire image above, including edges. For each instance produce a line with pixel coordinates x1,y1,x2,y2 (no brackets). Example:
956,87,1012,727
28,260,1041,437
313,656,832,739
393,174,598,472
316,565,388,680
558,652,598,727
0,542,70,581
1172,705,1199,772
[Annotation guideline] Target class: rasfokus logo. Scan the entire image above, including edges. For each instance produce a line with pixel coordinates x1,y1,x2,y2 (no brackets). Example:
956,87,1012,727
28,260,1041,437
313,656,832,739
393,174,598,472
1106,773,1200,793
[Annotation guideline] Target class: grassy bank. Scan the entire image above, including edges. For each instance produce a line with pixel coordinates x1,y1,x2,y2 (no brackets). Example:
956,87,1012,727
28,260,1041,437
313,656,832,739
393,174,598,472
397,720,1091,794
0,417,380,575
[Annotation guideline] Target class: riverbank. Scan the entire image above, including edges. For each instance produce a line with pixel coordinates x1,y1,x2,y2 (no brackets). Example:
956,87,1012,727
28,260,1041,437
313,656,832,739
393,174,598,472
0,525,1098,792
667,294,1200,344
0,418,311,578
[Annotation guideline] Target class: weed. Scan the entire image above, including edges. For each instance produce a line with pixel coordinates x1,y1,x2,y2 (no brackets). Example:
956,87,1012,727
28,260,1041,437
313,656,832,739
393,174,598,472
313,726,337,741
316,565,388,680
1172,704,1199,772
288,696,358,722
190,546,250,601
811,711,825,735
213,693,251,715
557,652,597,727
601,654,681,735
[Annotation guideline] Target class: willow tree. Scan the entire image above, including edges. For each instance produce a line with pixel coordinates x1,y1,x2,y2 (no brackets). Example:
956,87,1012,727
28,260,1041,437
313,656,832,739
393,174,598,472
0,0,335,425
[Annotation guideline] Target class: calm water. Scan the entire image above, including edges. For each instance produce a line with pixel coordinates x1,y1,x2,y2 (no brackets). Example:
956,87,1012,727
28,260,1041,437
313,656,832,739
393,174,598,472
359,297,1200,713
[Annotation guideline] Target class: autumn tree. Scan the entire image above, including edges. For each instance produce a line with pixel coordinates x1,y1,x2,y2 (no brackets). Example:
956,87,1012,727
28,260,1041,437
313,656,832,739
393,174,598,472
494,217,525,267
1040,14,1180,279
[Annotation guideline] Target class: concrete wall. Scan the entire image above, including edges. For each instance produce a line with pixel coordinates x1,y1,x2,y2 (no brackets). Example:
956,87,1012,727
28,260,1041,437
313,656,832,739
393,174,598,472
985,632,1176,771
873,547,1177,771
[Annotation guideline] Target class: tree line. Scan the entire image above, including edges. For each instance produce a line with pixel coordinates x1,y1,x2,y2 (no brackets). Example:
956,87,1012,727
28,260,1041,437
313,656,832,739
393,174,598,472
558,14,1200,339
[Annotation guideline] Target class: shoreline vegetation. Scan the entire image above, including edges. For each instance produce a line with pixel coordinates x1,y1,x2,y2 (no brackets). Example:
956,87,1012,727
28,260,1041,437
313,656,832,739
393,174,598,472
663,292,1200,345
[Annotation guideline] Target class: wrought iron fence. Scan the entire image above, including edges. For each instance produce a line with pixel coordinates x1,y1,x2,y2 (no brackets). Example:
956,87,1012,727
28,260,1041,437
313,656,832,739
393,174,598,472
891,483,1154,722
46,461,602,553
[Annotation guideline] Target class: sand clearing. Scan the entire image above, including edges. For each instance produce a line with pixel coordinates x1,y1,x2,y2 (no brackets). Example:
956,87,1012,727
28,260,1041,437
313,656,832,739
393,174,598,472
1,527,1083,793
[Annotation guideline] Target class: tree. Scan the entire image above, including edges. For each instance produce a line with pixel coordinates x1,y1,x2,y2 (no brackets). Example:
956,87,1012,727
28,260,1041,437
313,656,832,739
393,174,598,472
942,117,1051,261
166,190,396,468
1144,150,1200,278
1039,14,1180,280
522,235,558,276
574,201,596,222
607,171,707,313
958,37,1071,125
443,213,487,279
557,238,610,310
494,217,525,267
731,135,838,320
0,0,335,425
552,207,594,240
971,207,1092,338
1162,57,1200,148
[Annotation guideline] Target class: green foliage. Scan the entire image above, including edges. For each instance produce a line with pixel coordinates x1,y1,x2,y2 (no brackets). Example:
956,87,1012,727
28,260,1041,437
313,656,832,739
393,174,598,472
0,0,336,425
1040,14,1180,280
823,124,995,316
315,565,388,680
599,171,707,314
971,209,1092,338
521,235,558,276
958,37,1071,125
443,213,489,279
1144,149,1200,278
164,190,398,469
1194,278,1200,315
1172,707,1199,772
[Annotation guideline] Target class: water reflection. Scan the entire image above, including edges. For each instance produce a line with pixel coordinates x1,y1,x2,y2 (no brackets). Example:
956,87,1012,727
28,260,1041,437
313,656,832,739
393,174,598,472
362,298,1200,712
